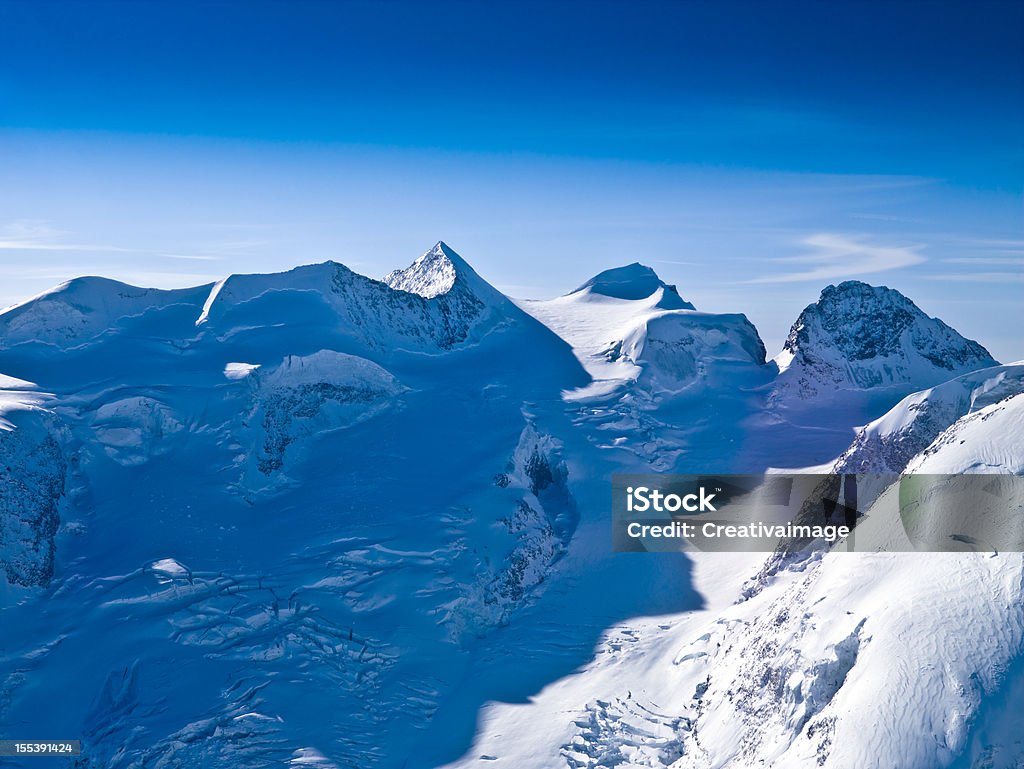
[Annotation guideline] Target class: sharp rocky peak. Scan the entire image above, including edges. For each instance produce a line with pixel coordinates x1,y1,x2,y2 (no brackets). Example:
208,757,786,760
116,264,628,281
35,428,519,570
384,241,484,300
777,279,997,396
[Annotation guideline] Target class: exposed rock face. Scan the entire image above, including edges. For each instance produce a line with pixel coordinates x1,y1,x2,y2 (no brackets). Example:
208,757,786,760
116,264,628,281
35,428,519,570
775,281,997,400
238,350,405,487
451,423,575,638
0,405,67,587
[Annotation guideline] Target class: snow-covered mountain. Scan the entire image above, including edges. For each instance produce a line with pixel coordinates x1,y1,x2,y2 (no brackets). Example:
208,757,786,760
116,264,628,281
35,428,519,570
517,262,775,475
0,242,593,769
196,243,518,354
519,263,698,389
836,362,1024,474
0,277,213,350
569,263,695,308
775,280,997,402
1,244,1019,769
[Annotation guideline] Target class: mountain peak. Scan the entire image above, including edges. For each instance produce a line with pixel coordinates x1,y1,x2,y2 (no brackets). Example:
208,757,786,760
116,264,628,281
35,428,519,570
383,241,484,299
775,280,997,399
571,263,695,309
820,279,902,304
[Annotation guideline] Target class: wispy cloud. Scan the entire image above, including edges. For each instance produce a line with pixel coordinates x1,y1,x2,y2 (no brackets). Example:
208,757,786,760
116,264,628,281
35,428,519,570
155,238,274,262
848,212,925,224
748,233,926,284
650,259,700,267
960,238,1024,249
0,220,258,262
158,253,222,261
939,236,1024,255
942,257,1024,266
0,220,136,253
925,272,1024,283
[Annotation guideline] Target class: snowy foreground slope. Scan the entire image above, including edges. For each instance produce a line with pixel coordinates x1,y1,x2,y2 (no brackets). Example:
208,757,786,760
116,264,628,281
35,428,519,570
454,387,1024,769
0,243,1020,769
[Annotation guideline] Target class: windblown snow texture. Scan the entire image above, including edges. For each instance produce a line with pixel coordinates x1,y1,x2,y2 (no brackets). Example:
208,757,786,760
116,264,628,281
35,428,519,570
0,243,1019,769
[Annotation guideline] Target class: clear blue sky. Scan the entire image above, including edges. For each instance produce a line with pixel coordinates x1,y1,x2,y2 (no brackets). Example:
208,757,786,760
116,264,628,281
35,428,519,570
0,0,1021,359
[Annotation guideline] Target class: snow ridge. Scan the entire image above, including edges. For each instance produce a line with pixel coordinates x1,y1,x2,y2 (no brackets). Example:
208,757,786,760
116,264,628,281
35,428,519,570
0,277,213,350
836,362,1024,473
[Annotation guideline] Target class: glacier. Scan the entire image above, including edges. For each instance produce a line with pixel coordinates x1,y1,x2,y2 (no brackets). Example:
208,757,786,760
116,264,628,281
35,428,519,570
0,241,1021,769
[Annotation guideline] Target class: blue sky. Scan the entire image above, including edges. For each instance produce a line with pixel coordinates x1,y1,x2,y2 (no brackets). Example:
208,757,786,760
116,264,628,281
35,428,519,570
0,0,1021,359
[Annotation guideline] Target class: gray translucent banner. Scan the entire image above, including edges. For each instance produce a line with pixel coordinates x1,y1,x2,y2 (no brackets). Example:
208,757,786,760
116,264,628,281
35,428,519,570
612,474,1024,553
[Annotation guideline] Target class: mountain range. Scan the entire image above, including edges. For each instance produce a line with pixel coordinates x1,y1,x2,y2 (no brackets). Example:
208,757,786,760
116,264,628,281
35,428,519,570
1,242,1020,769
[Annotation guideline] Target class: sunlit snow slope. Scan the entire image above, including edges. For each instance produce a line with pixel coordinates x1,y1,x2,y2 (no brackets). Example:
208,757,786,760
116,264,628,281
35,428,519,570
0,244,1019,769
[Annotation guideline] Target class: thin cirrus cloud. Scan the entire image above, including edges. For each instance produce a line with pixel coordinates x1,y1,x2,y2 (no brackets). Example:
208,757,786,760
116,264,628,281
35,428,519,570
0,240,131,252
0,238,221,262
0,220,230,262
926,272,1024,283
748,233,926,284
942,257,1024,266
0,220,138,255
158,253,223,261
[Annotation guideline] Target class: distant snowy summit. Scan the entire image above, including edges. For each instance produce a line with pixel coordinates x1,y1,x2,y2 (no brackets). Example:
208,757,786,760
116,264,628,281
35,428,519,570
519,261,766,397
188,241,516,354
0,277,214,350
774,280,997,401
383,240,503,304
0,244,997,403
0,242,526,357
569,262,695,310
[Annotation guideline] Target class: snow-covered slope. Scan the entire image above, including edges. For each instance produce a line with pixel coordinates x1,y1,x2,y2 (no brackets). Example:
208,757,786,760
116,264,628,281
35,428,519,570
570,263,695,308
0,277,212,350
454,548,1024,769
0,246,1017,769
519,263,764,398
907,392,1024,475
660,396,1024,769
774,281,997,402
836,362,1024,473
447,386,1024,769
0,243,596,769
196,243,513,355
